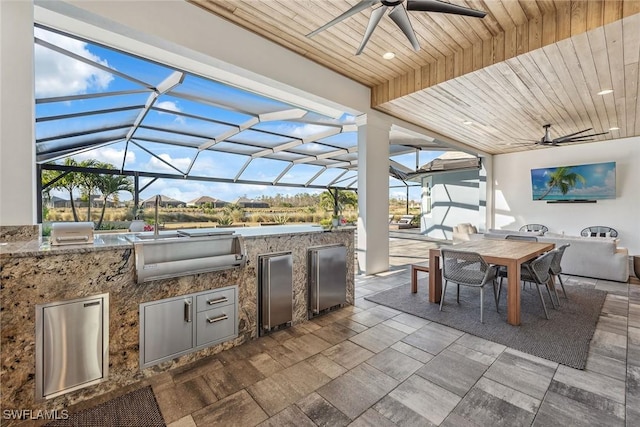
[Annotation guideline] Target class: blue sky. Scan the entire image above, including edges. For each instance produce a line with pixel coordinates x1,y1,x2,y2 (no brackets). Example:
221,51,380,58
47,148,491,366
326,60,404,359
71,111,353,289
35,27,438,204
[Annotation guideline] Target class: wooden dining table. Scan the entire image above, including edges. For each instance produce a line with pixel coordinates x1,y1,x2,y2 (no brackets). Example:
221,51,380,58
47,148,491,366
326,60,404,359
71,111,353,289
428,239,555,326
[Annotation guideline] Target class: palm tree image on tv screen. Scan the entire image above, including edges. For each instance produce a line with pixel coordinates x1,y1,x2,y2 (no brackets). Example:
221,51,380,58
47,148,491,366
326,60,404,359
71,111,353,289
530,162,616,201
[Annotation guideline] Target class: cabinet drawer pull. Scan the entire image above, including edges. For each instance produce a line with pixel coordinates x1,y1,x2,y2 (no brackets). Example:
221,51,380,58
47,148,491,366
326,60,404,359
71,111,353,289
207,314,228,324
185,300,192,323
207,297,228,305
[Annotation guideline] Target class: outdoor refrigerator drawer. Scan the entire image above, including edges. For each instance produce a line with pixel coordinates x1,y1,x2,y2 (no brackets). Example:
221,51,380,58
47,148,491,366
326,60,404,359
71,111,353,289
196,305,236,347
196,287,235,312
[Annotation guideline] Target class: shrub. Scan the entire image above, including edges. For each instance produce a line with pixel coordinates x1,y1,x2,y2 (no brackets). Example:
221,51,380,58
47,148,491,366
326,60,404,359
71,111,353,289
217,215,233,226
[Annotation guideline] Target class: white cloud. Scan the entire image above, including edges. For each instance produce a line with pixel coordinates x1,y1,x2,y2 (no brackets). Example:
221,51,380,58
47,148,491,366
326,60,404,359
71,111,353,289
134,178,325,204
156,101,181,113
287,123,330,138
155,101,185,124
34,28,114,98
147,153,192,174
604,169,615,188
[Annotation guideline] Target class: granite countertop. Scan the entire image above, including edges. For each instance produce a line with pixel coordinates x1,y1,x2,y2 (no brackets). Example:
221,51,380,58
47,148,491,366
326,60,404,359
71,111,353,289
0,233,133,258
1,225,355,258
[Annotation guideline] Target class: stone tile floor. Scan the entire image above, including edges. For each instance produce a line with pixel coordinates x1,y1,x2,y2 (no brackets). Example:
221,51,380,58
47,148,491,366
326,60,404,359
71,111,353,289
149,265,639,427
43,232,640,426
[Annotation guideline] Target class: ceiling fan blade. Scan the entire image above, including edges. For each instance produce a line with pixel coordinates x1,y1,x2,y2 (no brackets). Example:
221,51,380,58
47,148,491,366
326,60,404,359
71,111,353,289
388,5,420,51
558,138,595,143
554,131,608,144
307,0,380,37
355,6,388,55
406,0,486,18
554,127,593,140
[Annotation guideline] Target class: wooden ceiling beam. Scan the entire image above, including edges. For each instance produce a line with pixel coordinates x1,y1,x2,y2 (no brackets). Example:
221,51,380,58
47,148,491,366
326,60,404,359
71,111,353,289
371,2,639,107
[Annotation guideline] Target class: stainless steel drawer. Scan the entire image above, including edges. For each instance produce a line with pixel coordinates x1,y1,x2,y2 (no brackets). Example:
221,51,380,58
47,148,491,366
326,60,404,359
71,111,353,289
196,287,235,312
196,305,236,347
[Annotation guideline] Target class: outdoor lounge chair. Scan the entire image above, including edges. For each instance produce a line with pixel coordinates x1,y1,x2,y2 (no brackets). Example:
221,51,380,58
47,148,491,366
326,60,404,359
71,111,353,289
390,215,416,229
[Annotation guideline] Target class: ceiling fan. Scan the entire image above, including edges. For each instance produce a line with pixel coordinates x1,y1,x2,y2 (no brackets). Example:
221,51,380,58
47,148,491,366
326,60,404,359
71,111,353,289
515,124,609,147
307,0,486,55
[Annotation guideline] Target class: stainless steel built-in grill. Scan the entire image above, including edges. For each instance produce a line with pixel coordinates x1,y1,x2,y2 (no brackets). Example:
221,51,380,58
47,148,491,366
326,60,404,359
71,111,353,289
258,253,293,334
308,245,347,315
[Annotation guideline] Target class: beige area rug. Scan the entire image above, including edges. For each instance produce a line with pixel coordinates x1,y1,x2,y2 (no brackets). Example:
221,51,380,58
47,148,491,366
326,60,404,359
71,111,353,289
366,282,606,369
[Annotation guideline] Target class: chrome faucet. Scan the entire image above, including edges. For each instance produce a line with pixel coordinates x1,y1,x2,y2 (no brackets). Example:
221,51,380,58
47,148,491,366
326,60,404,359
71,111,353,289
154,195,161,238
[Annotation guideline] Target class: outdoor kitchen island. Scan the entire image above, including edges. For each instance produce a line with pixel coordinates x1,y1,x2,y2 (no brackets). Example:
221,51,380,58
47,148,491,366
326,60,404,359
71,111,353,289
0,225,354,420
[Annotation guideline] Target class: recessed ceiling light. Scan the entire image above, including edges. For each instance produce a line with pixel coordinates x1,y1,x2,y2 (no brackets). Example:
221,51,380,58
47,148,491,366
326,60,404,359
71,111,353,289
609,126,620,131
463,121,473,125
597,89,613,95
382,52,395,60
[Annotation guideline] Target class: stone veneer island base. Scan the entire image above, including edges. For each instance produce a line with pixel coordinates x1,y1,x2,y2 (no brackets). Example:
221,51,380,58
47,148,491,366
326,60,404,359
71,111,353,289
0,225,354,424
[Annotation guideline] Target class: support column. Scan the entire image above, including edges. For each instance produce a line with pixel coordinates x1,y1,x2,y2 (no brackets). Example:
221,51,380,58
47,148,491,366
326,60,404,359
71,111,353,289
0,1,37,238
356,112,390,275
479,155,493,232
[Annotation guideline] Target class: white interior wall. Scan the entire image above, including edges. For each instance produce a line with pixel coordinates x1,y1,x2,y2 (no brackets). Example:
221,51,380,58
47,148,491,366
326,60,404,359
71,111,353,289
492,137,640,254
0,0,36,225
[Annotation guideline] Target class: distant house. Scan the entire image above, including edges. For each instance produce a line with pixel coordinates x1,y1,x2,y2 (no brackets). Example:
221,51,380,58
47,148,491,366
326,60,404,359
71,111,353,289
141,195,185,208
91,195,118,208
231,197,269,208
46,195,70,208
187,196,228,208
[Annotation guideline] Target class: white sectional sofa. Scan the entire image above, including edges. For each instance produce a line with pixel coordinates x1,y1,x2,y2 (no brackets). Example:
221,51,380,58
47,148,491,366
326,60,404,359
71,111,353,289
538,234,629,282
484,229,629,282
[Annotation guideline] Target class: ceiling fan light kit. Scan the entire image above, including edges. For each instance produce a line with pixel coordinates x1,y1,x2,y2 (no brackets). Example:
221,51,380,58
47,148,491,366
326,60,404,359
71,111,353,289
307,0,486,55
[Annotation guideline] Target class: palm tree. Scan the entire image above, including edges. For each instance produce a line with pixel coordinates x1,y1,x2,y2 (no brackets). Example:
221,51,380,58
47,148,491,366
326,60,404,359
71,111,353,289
319,189,358,216
95,173,133,229
52,158,81,221
537,166,586,200
76,159,99,221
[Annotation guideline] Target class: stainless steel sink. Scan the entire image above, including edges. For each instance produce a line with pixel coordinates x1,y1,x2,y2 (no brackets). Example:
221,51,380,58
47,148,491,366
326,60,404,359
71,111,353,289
129,233,247,283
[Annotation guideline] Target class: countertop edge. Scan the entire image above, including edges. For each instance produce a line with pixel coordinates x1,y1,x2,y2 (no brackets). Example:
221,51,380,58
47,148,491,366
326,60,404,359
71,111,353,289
1,226,356,258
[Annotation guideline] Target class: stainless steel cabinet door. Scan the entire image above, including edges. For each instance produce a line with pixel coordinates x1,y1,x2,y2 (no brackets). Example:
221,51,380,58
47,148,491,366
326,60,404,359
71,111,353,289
41,298,104,397
309,246,347,313
142,297,194,366
260,253,293,329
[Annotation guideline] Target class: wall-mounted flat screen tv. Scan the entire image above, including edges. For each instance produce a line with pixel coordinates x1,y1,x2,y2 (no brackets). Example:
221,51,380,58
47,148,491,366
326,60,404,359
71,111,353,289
531,161,616,201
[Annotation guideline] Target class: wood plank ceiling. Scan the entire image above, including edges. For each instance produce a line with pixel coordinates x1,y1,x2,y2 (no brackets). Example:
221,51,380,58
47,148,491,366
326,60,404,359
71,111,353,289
190,1,640,155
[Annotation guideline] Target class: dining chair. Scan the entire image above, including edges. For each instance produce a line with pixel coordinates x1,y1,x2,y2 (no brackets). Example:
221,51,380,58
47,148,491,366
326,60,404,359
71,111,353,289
499,235,538,287
550,244,570,299
518,251,558,320
580,226,618,238
439,249,500,323
519,224,548,234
